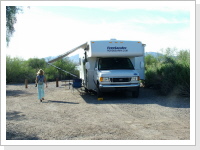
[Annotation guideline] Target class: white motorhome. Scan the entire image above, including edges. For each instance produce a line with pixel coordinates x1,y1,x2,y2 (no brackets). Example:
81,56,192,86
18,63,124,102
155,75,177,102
48,39,145,98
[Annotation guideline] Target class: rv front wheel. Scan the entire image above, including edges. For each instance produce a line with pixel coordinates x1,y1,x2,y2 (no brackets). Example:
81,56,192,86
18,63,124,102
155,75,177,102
132,87,139,98
96,82,102,97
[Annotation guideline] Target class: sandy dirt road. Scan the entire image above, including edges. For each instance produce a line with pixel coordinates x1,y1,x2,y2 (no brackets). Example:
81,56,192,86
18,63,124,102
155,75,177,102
6,81,190,140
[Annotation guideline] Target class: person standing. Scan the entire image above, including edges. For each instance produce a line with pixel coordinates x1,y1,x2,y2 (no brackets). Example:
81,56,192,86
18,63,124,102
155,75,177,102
36,69,48,102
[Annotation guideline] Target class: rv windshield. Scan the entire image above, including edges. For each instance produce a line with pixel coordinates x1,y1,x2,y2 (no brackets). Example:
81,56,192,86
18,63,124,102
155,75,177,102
98,58,134,70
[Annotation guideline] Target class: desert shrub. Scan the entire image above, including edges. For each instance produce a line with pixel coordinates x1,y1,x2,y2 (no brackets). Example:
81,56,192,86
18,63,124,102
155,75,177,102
45,58,79,81
6,56,79,83
158,63,176,95
144,66,161,89
144,48,190,97
6,56,35,83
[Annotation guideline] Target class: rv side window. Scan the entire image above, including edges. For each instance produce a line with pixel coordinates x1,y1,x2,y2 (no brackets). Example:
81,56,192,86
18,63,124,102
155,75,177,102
98,58,134,70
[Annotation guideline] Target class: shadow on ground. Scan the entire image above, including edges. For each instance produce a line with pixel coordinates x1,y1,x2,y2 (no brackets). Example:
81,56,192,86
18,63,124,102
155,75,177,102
6,131,40,140
6,111,39,140
44,100,79,104
6,111,26,121
6,90,31,97
80,88,190,108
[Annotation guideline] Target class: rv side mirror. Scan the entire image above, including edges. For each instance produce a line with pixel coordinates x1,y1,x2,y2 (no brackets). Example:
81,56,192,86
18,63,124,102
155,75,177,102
85,62,90,70
140,62,144,68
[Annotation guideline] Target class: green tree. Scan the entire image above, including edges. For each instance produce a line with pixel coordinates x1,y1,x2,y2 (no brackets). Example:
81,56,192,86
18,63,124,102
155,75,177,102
45,58,79,81
6,56,34,83
145,54,158,68
177,50,190,65
27,58,46,73
144,48,190,97
6,6,22,46
6,56,79,83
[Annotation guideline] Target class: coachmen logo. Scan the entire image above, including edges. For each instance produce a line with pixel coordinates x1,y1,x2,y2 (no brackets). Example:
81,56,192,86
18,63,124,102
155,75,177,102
107,46,128,52
107,46,127,50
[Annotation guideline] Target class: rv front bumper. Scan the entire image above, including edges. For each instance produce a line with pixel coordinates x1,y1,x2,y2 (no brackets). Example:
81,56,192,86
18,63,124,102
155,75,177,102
99,83,140,92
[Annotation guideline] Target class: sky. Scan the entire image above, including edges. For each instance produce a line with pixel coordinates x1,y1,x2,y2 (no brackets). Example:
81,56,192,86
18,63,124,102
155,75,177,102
4,1,195,60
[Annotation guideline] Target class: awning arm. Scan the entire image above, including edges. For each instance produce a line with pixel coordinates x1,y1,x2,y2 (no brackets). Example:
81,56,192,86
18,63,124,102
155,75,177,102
47,63,79,78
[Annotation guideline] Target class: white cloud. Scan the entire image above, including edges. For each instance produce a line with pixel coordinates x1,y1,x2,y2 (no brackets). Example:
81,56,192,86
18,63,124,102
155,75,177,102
5,1,193,60
130,17,189,24
6,8,89,59
63,1,191,12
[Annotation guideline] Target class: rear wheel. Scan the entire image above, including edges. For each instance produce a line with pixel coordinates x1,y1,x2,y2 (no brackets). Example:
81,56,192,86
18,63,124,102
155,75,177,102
84,87,89,93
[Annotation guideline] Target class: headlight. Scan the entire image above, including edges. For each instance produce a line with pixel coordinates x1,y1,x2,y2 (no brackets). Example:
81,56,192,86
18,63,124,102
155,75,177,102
100,77,110,82
131,76,139,81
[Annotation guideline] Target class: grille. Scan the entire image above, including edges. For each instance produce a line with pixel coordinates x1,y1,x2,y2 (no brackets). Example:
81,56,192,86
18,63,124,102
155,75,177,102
110,78,131,82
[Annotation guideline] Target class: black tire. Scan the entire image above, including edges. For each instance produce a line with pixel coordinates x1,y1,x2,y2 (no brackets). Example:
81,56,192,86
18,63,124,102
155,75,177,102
84,88,89,93
132,87,139,98
96,82,102,97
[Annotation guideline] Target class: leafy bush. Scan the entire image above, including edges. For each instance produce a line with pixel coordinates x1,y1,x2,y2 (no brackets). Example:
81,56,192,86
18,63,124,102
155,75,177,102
6,56,35,83
6,56,79,83
45,58,79,81
144,48,190,97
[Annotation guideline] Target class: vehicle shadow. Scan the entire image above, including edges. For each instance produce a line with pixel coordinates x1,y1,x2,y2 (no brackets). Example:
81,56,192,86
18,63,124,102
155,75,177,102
6,131,40,140
80,88,190,108
43,100,79,104
6,90,29,97
6,111,26,121
6,111,39,140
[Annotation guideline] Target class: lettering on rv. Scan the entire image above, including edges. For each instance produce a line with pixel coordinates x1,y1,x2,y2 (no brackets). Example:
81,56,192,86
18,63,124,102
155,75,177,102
107,46,128,52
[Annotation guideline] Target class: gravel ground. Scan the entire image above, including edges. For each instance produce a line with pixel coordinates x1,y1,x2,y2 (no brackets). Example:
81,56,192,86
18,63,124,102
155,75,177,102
6,81,190,140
